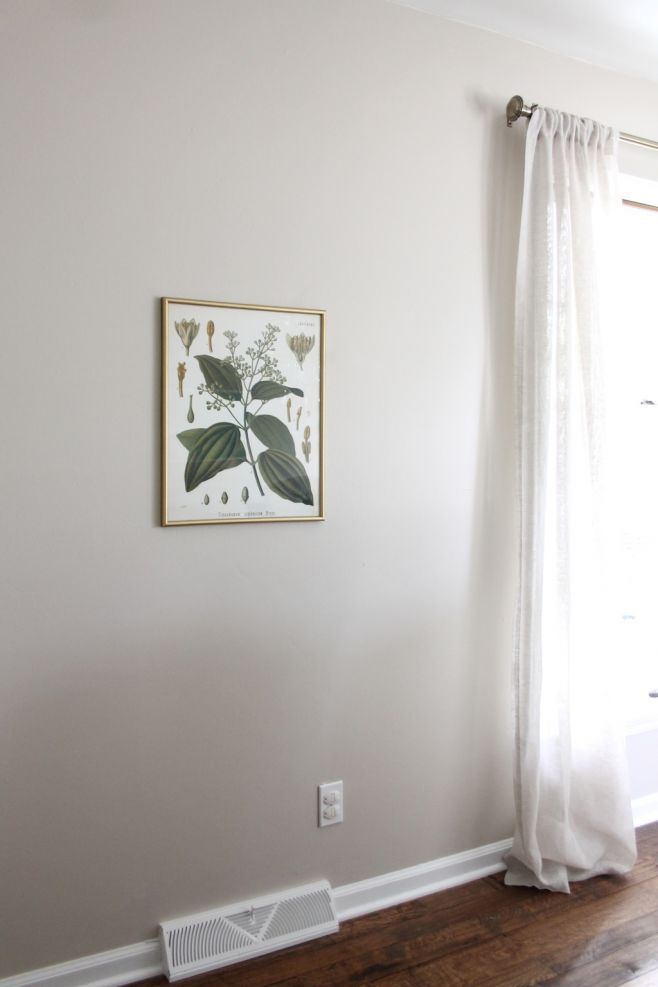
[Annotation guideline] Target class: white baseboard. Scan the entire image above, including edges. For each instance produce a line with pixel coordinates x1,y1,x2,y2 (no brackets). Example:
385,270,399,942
0,941,162,987
3,796,657,987
632,791,658,829
333,836,512,921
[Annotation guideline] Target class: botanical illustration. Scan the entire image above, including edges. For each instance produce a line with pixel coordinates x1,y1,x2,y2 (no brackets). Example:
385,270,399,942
175,319,199,355
163,300,323,525
287,332,315,368
176,324,313,505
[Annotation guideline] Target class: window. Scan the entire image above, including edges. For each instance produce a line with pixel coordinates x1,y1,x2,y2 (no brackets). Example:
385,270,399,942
611,175,658,733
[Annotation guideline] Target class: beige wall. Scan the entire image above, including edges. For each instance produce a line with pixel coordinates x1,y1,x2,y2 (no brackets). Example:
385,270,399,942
2,0,658,976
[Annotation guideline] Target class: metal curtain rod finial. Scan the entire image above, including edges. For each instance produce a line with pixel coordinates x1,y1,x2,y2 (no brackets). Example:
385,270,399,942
506,95,538,128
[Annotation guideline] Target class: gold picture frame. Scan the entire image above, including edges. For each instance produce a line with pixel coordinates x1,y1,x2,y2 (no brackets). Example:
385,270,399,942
162,297,325,526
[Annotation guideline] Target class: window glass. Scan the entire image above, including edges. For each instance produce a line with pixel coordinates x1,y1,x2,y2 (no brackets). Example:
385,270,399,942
610,175,658,733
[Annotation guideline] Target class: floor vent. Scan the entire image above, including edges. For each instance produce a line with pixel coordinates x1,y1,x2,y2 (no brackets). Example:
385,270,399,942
159,880,339,981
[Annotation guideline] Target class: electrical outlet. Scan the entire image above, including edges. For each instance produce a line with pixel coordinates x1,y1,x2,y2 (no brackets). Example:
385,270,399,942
318,780,343,827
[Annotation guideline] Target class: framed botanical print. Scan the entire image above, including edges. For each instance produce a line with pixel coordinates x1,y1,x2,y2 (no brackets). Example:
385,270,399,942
162,298,324,525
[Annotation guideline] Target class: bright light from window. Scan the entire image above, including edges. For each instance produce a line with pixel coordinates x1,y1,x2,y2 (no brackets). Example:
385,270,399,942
609,175,658,733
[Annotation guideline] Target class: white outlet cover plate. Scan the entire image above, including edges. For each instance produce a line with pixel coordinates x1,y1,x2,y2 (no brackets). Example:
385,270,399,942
318,781,343,827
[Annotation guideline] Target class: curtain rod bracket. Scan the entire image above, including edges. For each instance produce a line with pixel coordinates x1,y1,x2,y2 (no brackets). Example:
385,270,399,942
506,95,537,128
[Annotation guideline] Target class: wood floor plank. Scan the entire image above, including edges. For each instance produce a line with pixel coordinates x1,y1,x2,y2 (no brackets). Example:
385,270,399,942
477,878,601,937
374,926,559,986
376,936,557,987
270,914,494,986
548,907,658,976
481,872,657,939
542,927,658,986
496,877,658,956
358,876,658,987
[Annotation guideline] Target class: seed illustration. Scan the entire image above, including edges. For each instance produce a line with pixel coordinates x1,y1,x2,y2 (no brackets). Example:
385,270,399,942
301,425,311,463
177,362,186,397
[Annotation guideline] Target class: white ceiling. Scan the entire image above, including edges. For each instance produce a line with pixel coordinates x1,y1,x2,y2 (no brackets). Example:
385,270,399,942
388,0,658,84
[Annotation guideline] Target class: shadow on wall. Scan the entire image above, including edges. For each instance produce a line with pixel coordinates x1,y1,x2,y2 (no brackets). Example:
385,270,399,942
152,295,162,528
461,91,525,830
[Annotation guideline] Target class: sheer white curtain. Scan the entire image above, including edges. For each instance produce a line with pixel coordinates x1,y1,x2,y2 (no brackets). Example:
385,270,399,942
506,108,637,893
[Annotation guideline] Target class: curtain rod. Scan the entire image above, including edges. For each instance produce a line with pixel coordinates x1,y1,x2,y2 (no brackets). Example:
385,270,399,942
505,95,658,151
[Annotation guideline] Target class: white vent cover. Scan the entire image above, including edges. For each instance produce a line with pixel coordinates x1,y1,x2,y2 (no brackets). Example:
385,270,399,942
159,880,338,981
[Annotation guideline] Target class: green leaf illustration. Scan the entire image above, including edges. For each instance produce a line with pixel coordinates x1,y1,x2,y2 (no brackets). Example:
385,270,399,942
251,381,304,401
257,449,313,505
184,422,247,491
246,413,295,456
195,355,243,401
176,428,206,452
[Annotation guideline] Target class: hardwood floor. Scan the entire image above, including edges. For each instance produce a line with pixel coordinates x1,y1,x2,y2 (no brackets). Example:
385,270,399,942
138,823,658,987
